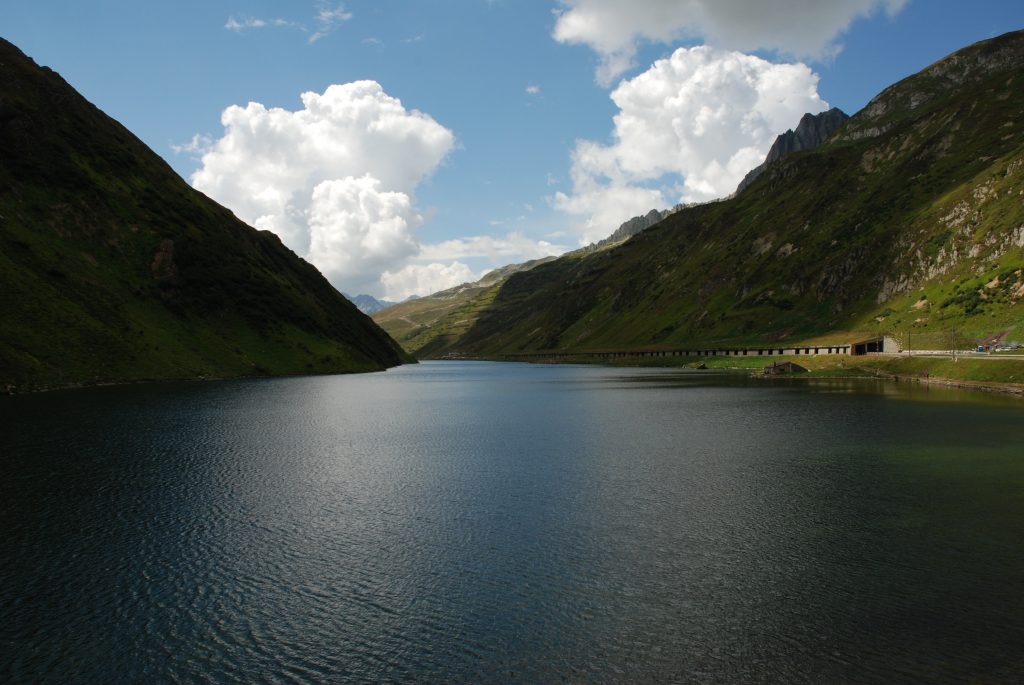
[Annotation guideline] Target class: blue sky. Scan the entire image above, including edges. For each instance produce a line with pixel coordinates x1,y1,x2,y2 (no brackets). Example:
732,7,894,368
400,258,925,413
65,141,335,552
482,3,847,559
2,1,1022,298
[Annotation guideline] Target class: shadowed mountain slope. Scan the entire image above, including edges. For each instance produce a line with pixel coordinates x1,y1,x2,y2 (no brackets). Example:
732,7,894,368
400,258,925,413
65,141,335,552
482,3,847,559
0,38,412,390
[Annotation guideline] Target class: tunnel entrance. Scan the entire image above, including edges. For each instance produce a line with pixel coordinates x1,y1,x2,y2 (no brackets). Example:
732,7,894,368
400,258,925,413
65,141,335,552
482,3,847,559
852,337,885,355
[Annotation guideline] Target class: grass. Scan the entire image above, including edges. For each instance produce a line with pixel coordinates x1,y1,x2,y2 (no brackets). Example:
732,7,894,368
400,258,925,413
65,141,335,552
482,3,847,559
862,356,1024,386
489,349,1024,394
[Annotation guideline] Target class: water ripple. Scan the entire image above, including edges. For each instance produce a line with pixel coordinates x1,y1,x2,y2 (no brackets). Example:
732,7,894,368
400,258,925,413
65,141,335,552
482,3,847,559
1,363,1023,682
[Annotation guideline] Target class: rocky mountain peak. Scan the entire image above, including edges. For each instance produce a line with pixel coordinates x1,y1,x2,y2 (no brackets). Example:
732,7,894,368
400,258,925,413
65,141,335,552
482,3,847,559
736,107,849,194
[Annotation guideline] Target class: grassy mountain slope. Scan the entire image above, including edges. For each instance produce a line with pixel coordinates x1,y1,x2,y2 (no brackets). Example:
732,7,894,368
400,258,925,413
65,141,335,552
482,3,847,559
0,38,412,391
372,257,555,355
424,30,1024,357
373,209,681,356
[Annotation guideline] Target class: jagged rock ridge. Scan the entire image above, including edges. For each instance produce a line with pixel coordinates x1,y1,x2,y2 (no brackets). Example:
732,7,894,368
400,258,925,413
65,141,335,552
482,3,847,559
574,207,683,255
736,108,849,194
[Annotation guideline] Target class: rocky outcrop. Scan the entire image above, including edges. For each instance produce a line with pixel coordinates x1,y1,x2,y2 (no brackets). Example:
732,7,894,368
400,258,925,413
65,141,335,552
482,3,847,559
737,108,849,194
600,208,677,246
150,238,178,283
573,205,684,256
837,30,1024,143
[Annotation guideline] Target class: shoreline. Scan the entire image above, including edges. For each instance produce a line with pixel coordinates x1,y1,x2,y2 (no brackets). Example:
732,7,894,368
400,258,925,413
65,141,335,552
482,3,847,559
858,369,1024,397
1,360,416,396
451,353,1024,400
752,368,1024,397
8,355,1024,401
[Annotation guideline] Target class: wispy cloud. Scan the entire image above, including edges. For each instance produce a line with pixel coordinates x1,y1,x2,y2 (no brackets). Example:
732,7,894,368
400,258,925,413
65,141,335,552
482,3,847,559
225,16,267,32
526,84,542,95
224,4,349,42
225,15,300,33
170,133,213,158
401,34,425,44
309,3,353,43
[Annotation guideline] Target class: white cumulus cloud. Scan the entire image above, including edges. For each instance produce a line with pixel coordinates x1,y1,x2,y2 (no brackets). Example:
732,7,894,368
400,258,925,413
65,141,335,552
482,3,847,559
307,176,421,289
380,262,479,301
554,0,907,85
191,81,455,295
555,46,828,243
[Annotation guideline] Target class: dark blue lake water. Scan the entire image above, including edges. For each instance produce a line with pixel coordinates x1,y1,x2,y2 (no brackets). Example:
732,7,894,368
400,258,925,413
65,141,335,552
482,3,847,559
2,361,1023,683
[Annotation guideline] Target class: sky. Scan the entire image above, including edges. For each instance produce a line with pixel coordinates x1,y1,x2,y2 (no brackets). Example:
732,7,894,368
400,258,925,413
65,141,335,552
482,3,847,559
2,1,1023,300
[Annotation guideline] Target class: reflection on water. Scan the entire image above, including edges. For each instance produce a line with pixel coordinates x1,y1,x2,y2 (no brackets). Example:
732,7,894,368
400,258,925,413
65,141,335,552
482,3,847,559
1,361,1022,683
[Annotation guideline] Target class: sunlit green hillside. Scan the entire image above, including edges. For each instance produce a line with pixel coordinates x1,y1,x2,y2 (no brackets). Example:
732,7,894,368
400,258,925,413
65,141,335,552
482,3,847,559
407,31,1024,358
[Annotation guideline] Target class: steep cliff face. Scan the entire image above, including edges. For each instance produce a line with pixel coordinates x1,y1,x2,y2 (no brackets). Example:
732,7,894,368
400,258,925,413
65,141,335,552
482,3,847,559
0,38,412,390
736,108,849,194
417,30,1024,357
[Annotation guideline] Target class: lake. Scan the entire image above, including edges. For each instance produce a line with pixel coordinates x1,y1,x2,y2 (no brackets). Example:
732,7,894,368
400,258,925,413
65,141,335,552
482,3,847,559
2,361,1023,683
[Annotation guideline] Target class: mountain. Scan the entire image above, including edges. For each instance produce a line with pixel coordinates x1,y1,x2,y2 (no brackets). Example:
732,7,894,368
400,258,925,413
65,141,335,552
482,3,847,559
736,107,849,194
413,30,1024,358
373,111,846,357
372,257,556,356
345,293,397,315
0,38,412,391
373,206,692,354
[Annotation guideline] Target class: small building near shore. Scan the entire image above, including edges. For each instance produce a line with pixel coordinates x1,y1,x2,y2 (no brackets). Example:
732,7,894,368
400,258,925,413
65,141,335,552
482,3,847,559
763,361,809,375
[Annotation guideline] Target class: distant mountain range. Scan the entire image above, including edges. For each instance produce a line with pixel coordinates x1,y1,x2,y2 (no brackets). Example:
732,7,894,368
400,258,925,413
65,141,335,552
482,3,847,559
345,293,398,315
376,30,1024,358
0,37,411,391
